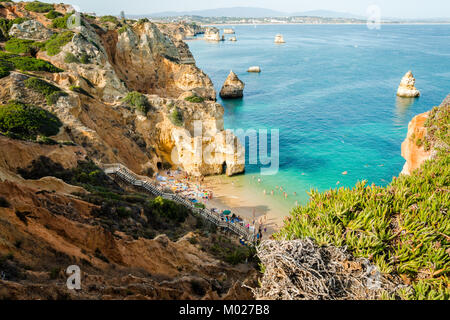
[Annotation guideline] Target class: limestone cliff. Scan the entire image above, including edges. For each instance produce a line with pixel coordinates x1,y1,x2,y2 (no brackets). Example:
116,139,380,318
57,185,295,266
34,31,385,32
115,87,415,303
401,94,449,175
0,3,253,300
0,6,244,177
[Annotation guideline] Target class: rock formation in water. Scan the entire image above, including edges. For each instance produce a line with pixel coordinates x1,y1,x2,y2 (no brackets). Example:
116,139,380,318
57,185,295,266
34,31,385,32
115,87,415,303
229,36,237,42
274,34,286,44
397,71,420,98
247,66,261,73
220,71,245,99
204,27,221,41
401,94,449,175
223,28,235,34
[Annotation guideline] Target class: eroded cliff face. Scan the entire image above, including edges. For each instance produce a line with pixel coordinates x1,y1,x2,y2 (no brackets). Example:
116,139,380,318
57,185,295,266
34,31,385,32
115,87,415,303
401,94,449,175
1,7,244,177
0,5,252,300
0,179,257,300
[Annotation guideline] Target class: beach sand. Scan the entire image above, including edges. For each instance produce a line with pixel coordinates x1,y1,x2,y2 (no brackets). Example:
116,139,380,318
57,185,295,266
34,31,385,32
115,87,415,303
156,170,300,237
201,174,298,236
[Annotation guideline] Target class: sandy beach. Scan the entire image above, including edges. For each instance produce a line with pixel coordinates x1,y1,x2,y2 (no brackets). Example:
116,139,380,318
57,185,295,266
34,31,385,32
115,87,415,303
154,170,299,236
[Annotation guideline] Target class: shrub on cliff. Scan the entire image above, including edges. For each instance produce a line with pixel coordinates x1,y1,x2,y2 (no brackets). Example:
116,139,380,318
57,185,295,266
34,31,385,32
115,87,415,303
123,91,149,113
44,31,74,56
146,196,189,223
0,17,28,41
5,38,42,55
51,13,73,29
45,10,63,20
24,77,65,105
8,56,62,73
276,104,450,300
25,1,54,13
184,95,204,103
0,101,62,140
170,108,184,127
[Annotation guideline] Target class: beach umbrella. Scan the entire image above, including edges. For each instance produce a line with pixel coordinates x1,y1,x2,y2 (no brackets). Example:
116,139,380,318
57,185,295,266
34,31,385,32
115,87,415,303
223,210,232,215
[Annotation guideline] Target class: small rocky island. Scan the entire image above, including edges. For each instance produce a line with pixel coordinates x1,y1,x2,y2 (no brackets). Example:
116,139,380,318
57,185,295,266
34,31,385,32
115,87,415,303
275,34,286,44
220,70,245,99
397,71,421,98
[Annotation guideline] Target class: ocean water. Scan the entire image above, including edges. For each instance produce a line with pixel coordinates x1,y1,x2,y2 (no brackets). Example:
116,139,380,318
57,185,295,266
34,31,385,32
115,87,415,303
187,24,450,216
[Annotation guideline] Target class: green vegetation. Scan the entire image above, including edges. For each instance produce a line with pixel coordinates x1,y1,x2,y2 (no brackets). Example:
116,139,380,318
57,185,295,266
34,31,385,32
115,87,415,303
0,17,28,40
51,13,73,29
184,95,204,103
147,196,190,223
24,1,54,13
45,10,63,20
24,77,67,105
69,85,92,97
100,15,118,24
44,31,74,56
0,101,62,140
276,103,450,300
0,51,62,73
170,108,184,126
123,91,149,113
64,52,79,64
9,56,61,72
118,25,129,34
5,38,42,55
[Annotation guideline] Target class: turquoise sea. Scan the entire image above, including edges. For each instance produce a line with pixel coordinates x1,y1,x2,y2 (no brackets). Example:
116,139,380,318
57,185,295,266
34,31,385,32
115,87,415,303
187,24,450,216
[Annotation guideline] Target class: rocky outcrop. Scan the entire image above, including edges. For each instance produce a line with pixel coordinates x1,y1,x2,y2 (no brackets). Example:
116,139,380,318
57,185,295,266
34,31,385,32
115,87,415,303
274,34,285,44
247,66,261,73
204,27,221,41
397,71,420,98
229,36,237,42
401,94,449,175
220,71,245,99
400,112,432,175
223,28,235,34
9,20,54,41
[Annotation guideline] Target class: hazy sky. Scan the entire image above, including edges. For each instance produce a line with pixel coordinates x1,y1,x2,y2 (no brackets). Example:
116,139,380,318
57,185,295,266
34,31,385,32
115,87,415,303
42,0,449,19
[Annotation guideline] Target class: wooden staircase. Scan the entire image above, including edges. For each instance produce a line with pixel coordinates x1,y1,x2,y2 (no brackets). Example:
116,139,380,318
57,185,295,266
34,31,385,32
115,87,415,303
102,164,256,242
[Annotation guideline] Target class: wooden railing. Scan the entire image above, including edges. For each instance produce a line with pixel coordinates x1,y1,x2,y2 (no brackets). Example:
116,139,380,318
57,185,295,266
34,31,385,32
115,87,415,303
102,164,256,242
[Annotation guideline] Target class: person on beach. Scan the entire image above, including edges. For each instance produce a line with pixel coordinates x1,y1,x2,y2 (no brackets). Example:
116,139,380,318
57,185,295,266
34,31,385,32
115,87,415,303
271,190,274,196
263,189,267,195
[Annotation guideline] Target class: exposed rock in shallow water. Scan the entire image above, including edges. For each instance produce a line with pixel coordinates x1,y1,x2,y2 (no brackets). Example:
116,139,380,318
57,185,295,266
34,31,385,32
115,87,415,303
247,66,261,73
204,27,221,41
220,71,245,99
397,71,420,98
274,34,285,44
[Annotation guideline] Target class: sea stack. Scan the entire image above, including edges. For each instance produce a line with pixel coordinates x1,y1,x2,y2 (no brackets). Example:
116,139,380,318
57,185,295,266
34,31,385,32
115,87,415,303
204,27,221,41
229,36,237,42
397,71,421,98
224,28,235,34
220,71,245,99
247,66,261,73
274,34,286,44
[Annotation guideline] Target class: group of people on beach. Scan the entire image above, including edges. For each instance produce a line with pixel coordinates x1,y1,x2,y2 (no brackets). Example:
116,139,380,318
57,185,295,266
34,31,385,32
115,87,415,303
155,170,268,243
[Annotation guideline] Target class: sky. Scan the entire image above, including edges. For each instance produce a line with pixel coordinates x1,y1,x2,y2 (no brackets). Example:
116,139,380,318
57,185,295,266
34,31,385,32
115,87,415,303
41,0,450,19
